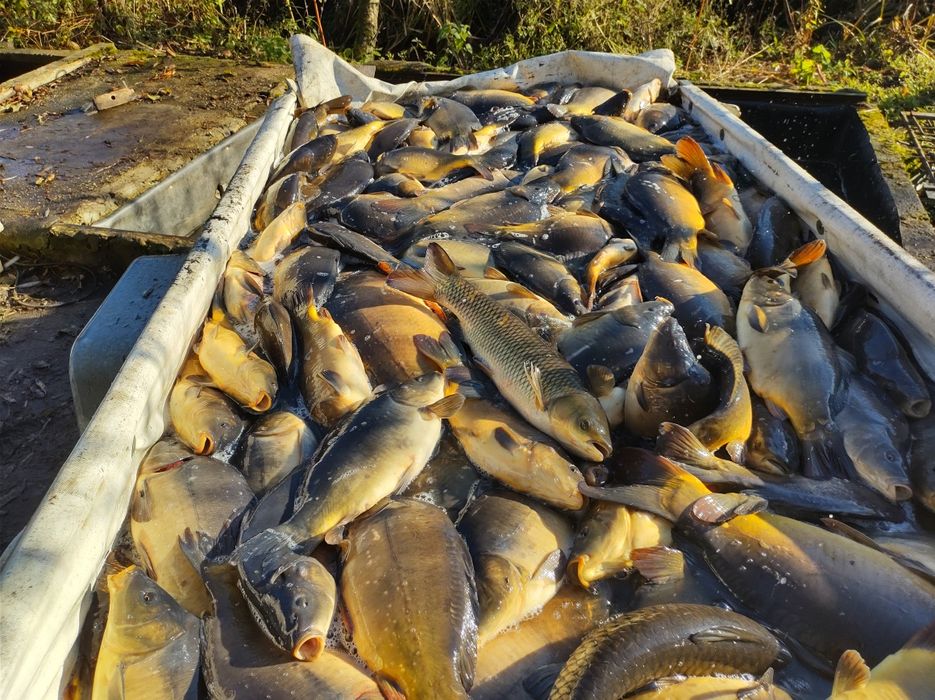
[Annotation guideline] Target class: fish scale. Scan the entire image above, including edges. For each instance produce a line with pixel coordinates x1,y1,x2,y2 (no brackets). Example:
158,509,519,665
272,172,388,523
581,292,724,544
438,269,583,410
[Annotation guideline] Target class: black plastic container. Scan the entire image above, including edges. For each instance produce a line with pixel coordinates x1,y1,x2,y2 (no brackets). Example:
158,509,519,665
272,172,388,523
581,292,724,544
701,86,901,243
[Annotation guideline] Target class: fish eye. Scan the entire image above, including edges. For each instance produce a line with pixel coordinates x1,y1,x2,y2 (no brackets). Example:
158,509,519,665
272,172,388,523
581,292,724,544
142,591,154,604
578,418,591,433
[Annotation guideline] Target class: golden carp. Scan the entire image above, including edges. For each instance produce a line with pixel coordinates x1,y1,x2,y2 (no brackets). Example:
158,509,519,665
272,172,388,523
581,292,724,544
448,396,586,510
296,304,372,426
567,501,671,588
169,355,244,456
196,306,278,412
688,324,752,460
624,316,716,438
222,250,265,325
130,455,253,615
241,410,317,495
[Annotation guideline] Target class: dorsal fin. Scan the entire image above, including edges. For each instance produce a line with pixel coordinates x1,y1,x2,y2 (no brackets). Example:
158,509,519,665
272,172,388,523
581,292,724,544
831,650,871,695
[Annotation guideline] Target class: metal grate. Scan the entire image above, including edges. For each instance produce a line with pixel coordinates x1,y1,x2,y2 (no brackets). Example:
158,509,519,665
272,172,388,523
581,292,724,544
903,111,935,202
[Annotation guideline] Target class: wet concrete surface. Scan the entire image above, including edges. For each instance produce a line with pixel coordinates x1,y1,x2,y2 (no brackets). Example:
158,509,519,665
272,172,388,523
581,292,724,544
0,50,291,550
0,51,291,243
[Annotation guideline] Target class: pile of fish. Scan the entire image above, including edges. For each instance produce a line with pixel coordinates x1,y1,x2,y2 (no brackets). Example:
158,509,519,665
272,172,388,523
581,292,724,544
86,76,935,700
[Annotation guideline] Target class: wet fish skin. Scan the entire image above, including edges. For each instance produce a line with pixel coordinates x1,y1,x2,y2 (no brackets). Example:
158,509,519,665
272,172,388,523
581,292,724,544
567,501,672,588
792,244,840,328
243,372,454,553
688,324,752,460
222,250,265,325
241,410,317,496
746,195,803,269
835,309,931,418
910,412,935,514
471,210,612,262
550,143,632,193
326,270,449,386
571,114,675,161
493,241,587,316
254,171,315,231
201,561,381,699
376,146,493,183
696,238,752,300
254,297,294,380
459,491,574,643
622,78,663,122
624,316,716,438
472,584,612,700
517,122,577,168
746,394,799,476
624,168,706,267
388,243,611,461
296,304,372,427
837,374,912,502
248,200,307,263
169,355,244,456
737,269,848,478
272,244,340,315
828,622,935,699
448,396,586,510
341,498,478,700
635,102,684,133
584,238,639,306
92,566,200,700
235,528,336,661
557,300,673,385
271,134,337,181
364,171,425,197
131,455,253,616
581,459,935,666
627,673,791,700
423,96,483,151
550,604,780,700
196,307,278,413
367,117,420,160
305,152,374,217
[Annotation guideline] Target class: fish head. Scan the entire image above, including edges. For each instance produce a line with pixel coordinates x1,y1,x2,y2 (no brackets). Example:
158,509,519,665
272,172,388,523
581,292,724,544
846,434,913,502
744,268,793,306
106,566,190,653
236,531,337,661
547,393,612,462
389,371,445,407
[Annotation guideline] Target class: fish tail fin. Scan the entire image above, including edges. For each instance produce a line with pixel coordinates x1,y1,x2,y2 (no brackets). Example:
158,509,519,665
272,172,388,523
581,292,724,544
711,162,735,187
675,136,713,175
631,545,685,583
578,455,709,521
466,155,495,180
801,424,850,479
786,239,827,269
414,330,463,371
680,239,700,268
831,650,871,695
657,422,720,469
448,132,473,154
385,264,437,301
660,153,694,181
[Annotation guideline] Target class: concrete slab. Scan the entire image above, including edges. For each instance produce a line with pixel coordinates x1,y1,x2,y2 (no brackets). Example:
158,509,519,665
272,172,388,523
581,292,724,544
0,50,292,257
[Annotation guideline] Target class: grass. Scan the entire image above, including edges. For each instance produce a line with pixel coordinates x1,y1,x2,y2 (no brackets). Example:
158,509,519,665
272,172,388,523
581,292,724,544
1,0,932,115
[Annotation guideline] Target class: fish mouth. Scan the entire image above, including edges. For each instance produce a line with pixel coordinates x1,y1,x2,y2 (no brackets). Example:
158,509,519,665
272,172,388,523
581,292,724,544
196,433,215,456
889,483,913,502
567,555,593,589
905,399,931,419
293,633,324,661
590,440,612,461
253,393,273,413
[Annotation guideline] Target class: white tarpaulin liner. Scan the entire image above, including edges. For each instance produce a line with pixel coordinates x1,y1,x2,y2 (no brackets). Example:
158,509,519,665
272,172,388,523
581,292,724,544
2,34,934,699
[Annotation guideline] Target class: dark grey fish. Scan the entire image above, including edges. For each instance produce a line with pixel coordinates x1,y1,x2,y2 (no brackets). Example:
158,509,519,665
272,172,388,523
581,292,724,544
493,242,586,315
272,245,340,314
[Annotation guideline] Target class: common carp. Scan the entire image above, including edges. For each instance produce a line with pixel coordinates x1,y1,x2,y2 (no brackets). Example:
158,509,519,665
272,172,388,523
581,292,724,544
459,491,573,643
388,243,611,461
582,458,935,665
341,499,478,700
550,604,781,700
92,566,200,700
